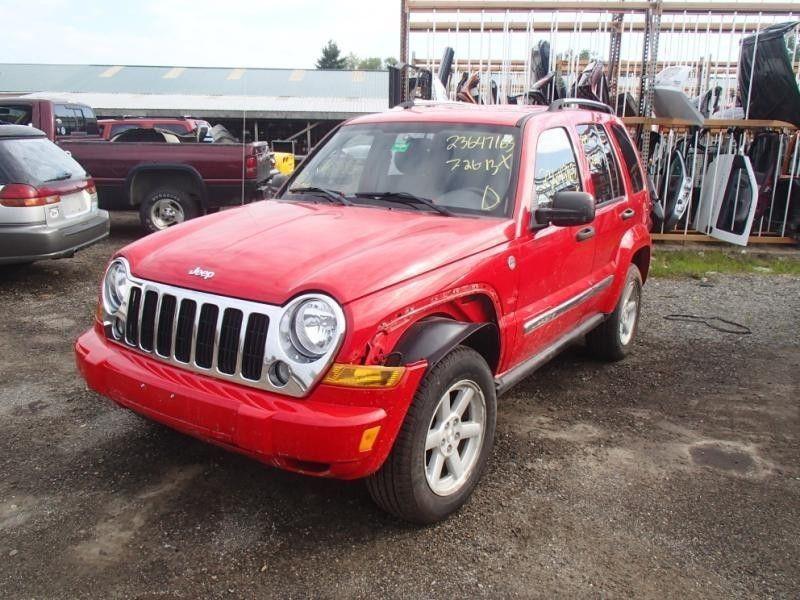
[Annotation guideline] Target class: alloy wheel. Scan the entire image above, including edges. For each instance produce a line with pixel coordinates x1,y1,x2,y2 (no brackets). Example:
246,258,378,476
424,379,486,496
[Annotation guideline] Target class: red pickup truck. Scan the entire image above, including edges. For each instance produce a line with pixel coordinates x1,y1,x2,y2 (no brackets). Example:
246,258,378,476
0,98,272,232
75,100,652,523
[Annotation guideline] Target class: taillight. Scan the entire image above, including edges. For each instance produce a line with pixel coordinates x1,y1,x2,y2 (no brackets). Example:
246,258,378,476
0,184,60,207
86,178,99,209
245,155,258,179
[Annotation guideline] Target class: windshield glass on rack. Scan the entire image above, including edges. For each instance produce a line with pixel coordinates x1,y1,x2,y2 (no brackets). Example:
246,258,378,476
283,122,520,217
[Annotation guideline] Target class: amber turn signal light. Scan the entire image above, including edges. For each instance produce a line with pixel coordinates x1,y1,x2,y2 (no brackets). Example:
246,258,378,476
359,426,381,452
322,364,405,388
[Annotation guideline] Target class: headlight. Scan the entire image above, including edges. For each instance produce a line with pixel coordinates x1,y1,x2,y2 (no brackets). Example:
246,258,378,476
291,298,339,358
102,259,128,314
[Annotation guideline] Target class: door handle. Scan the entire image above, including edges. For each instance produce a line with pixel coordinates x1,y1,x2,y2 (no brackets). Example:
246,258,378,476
620,208,636,220
576,226,595,242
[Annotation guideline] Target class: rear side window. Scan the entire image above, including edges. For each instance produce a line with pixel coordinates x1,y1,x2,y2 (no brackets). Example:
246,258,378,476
81,107,99,135
54,104,80,135
610,123,644,192
532,127,581,208
0,138,86,184
54,104,97,136
577,124,625,204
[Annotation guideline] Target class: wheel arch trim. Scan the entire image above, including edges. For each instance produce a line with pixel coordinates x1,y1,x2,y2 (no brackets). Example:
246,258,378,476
391,317,500,374
125,164,208,208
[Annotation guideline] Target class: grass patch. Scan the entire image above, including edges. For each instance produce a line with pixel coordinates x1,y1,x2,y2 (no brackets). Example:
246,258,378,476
650,249,800,278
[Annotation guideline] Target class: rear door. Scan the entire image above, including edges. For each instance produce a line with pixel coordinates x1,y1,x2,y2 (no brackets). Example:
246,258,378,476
511,125,596,366
577,121,636,281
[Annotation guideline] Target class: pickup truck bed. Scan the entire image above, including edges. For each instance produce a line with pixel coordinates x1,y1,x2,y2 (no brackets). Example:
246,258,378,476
0,98,273,232
61,139,272,211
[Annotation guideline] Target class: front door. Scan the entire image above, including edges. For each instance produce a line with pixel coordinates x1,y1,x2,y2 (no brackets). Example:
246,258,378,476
511,125,596,367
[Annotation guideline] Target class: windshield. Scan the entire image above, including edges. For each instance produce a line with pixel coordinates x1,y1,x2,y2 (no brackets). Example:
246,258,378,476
0,137,86,184
284,122,519,217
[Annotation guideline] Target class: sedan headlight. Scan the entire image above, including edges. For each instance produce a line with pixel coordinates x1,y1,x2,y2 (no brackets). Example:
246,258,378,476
102,258,128,314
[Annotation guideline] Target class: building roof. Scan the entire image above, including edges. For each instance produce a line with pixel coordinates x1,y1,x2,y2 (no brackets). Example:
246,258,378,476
0,63,389,119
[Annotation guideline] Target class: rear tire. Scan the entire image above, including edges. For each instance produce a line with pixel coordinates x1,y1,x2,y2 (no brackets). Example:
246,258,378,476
586,264,643,361
366,346,496,524
139,188,198,233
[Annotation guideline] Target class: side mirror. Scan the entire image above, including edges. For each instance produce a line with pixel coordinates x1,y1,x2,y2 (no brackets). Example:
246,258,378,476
270,172,289,189
533,191,595,228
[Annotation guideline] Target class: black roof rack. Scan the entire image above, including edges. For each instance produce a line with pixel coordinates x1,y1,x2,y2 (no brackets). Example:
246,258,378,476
548,98,614,114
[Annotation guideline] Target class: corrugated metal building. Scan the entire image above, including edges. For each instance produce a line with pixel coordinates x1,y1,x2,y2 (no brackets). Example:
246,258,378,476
0,63,390,151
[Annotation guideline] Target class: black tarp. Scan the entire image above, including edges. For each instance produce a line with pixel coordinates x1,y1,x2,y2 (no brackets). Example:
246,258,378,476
739,21,800,126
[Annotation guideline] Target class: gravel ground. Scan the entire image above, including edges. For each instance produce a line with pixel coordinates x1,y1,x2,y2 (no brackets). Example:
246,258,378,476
0,213,798,599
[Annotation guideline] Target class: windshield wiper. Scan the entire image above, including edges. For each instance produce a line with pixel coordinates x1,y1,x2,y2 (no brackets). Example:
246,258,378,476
44,171,73,182
355,192,453,216
288,186,352,206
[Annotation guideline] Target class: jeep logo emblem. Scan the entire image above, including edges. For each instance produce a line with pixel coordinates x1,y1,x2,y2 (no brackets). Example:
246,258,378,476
188,266,215,280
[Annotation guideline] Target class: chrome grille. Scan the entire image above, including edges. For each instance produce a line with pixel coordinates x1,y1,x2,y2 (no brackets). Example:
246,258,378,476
117,283,270,387
101,260,346,398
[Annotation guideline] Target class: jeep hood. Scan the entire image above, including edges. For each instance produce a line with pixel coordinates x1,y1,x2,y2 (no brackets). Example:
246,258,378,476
122,201,514,305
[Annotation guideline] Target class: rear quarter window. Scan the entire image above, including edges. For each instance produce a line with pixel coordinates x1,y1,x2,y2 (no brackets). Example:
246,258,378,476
610,123,644,192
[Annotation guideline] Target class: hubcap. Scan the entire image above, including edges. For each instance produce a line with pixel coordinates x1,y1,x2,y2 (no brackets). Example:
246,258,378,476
424,380,486,497
618,280,640,346
150,197,185,229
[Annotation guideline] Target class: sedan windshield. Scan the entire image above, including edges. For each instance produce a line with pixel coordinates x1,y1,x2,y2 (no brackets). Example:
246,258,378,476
284,122,519,218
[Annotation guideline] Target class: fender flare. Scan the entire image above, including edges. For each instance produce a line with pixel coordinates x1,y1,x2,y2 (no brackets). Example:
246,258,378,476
125,164,207,208
601,224,651,313
391,317,500,373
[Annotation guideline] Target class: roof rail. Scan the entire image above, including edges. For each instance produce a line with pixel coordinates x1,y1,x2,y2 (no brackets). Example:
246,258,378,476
548,98,614,115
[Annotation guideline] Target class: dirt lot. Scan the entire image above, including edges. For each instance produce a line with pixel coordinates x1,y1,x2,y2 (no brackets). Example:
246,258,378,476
1,213,798,599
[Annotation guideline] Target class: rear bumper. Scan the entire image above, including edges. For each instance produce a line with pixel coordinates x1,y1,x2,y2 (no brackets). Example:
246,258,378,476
75,327,426,479
0,211,110,265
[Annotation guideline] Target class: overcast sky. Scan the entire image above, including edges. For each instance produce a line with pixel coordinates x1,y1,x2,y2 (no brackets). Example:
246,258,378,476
0,0,401,68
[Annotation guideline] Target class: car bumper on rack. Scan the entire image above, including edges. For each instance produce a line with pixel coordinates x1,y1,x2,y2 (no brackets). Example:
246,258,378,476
0,211,110,265
75,326,426,479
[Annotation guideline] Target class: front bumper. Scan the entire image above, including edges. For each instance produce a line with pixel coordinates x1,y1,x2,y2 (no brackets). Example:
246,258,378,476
75,327,426,479
0,211,110,265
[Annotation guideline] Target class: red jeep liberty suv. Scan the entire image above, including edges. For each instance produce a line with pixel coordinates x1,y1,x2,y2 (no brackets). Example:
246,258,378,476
75,100,652,523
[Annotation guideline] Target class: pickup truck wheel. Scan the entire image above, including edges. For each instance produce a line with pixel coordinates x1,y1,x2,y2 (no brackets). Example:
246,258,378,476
139,189,198,233
366,346,496,524
586,264,643,361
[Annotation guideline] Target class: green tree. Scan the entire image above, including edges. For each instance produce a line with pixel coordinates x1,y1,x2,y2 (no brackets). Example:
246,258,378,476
344,52,360,70
384,57,399,68
358,57,383,70
316,40,346,69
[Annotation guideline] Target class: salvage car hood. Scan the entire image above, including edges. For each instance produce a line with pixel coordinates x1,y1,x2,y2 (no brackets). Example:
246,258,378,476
122,201,513,305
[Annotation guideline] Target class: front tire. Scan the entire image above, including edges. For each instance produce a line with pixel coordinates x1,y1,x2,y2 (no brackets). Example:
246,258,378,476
586,264,643,361
139,188,198,233
366,346,496,524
